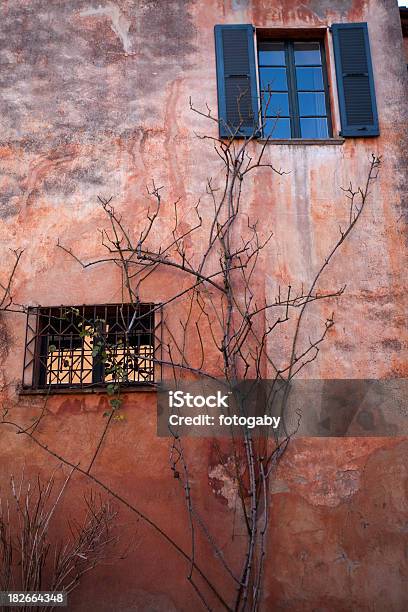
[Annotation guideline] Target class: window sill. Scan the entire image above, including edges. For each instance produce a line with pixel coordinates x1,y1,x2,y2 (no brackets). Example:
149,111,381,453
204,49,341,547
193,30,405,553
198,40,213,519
257,138,345,145
19,384,157,396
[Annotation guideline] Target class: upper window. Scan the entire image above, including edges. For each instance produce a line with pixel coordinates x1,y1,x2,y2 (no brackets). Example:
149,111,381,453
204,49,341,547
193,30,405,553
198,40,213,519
22,303,159,390
214,23,379,140
258,40,331,139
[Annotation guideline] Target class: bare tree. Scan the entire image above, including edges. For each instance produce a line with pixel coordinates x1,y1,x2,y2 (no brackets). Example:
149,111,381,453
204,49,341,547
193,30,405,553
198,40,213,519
0,468,117,612
0,104,381,610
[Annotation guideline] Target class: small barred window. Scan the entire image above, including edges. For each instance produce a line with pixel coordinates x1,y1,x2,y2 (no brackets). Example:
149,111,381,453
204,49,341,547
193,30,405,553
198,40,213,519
22,304,160,390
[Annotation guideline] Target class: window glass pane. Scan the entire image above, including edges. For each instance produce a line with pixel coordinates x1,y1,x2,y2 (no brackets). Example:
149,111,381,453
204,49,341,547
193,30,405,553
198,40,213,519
300,118,328,138
261,92,289,117
258,41,286,66
294,42,321,65
298,92,326,116
259,67,288,91
263,118,291,139
296,67,324,90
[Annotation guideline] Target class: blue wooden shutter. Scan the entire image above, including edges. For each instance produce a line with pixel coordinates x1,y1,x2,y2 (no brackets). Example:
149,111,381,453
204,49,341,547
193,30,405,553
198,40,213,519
214,25,258,138
332,23,379,137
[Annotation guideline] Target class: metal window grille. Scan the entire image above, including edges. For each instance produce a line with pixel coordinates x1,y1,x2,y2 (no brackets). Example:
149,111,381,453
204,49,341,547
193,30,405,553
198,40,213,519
22,303,162,389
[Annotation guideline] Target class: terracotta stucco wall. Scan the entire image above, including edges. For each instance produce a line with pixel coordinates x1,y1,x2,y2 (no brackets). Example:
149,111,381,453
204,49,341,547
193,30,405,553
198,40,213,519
0,1,407,610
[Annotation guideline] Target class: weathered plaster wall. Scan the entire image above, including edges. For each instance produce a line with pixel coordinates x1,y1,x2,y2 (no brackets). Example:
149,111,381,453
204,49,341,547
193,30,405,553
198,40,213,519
0,0,407,610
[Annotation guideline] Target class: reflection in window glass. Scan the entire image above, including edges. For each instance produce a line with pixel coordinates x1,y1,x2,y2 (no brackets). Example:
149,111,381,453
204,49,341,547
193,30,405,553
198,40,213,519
264,118,291,139
261,92,290,117
298,92,326,116
294,42,321,65
296,67,324,90
258,41,286,66
258,40,330,139
300,118,328,138
259,67,288,91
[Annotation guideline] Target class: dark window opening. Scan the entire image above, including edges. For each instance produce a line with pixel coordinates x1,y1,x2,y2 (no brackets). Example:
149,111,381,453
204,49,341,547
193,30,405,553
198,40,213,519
23,304,161,390
258,40,332,139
